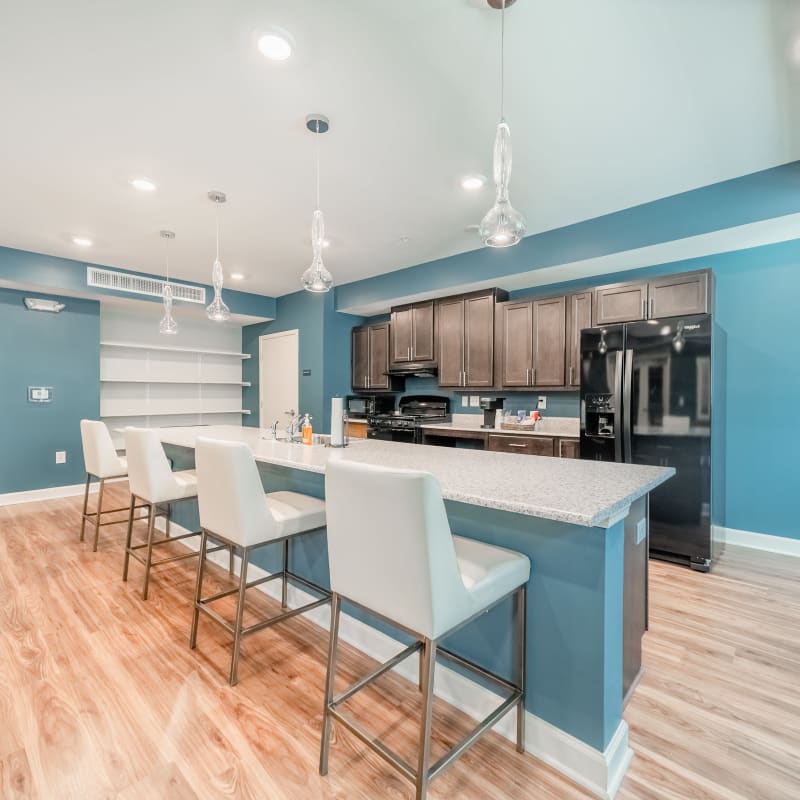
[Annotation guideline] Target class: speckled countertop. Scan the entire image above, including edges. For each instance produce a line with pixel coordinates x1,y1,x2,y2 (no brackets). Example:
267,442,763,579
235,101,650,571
422,415,580,438
157,425,672,528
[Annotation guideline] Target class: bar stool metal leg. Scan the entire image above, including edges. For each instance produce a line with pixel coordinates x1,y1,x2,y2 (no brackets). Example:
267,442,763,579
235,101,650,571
515,585,527,753
91,478,105,552
281,539,289,609
415,638,437,800
141,503,157,600
122,494,136,581
319,591,342,776
164,502,172,538
79,474,91,542
229,549,250,686
190,530,209,649
228,545,235,575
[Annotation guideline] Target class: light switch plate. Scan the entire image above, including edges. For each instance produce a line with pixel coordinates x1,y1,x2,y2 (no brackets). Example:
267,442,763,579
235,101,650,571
469,395,480,407
28,386,53,403
537,396,547,410
55,451,66,464
635,519,647,545
461,395,469,408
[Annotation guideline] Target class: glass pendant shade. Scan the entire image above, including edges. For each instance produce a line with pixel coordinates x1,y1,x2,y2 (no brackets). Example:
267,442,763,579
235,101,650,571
159,282,178,335
301,208,333,293
479,121,526,248
206,257,231,321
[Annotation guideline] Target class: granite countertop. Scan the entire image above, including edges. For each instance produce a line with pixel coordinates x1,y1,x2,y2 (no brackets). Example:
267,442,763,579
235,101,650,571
157,425,673,528
422,415,580,439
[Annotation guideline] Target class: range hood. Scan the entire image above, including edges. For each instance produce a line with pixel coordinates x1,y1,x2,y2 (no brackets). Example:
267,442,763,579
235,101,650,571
385,362,438,377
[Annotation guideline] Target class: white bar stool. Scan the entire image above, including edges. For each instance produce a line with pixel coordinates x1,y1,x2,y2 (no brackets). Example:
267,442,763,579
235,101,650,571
79,419,147,551
123,428,232,600
192,437,330,686
320,460,530,800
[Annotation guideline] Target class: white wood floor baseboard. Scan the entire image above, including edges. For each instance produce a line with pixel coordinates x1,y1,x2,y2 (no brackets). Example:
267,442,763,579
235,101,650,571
713,525,800,557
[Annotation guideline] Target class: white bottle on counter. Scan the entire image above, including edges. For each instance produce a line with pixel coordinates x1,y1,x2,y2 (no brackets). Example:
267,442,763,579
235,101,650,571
495,409,503,429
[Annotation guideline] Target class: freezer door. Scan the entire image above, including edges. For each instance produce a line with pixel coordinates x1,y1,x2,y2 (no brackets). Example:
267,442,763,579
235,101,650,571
580,326,624,462
626,314,712,567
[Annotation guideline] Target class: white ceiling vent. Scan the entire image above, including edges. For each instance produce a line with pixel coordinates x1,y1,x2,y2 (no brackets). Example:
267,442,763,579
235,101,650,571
86,266,206,304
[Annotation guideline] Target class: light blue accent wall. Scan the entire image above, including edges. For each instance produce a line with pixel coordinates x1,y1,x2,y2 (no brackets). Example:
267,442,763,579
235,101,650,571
0,287,100,493
0,246,277,320
242,289,364,432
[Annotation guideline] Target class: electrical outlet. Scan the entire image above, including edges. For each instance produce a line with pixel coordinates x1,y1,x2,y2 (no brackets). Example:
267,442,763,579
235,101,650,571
635,519,647,545
55,451,66,464
461,395,469,408
537,396,547,410
470,395,480,407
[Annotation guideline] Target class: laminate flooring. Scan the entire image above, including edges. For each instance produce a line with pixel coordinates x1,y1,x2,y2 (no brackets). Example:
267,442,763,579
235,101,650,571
0,483,798,799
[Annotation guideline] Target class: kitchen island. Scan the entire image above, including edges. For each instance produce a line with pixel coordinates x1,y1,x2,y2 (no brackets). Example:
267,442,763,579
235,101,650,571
157,424,673,799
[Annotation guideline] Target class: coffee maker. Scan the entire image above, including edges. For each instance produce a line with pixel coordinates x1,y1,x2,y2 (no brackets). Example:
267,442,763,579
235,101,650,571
479,397,505,429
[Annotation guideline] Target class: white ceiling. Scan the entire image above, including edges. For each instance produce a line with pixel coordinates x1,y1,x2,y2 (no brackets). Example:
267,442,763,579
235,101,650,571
0,0,798,299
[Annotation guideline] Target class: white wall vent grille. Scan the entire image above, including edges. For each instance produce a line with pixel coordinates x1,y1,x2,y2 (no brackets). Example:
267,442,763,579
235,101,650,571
86,267,206,304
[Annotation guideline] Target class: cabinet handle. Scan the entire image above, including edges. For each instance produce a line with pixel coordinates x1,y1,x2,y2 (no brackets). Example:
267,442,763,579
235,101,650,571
366,376,370,388
569,365,574,385
508,443,527,448
642,298,647,319
648,297,654,318
532,367,536,385
407,346,411,360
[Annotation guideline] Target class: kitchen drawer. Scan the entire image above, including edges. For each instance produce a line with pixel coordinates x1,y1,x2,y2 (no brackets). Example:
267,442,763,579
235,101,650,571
487,434,555,456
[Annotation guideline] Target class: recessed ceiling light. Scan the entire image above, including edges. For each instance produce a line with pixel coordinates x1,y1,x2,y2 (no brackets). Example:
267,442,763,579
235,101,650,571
464,224,481,233
322,238,331,248
461,174,487,191
130,177,157,192
71,236,92,247
258,30,293,61
230,272,244,281
398,236,411,244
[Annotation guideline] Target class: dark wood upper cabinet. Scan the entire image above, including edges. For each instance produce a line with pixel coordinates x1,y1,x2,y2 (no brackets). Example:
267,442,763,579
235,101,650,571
390,300,435,365
593,282,648,326
499,295,566,388
648,271,709,318
501,301,533,386
436,289,507,388
532,296,566,386
351,326,369,391
566,291,592,387
351,323,400,392
593,270,711,326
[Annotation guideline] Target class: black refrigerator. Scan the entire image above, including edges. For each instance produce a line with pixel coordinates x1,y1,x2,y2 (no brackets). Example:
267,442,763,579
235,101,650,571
580,314,713,571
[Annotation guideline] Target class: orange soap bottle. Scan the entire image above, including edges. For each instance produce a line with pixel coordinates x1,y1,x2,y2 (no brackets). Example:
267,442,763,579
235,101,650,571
301,414,313,445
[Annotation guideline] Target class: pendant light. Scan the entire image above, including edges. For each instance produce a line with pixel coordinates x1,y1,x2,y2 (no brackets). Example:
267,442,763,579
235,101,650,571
301,113,334,293
206,190,231,322
479,0,526,248
158,230,178,335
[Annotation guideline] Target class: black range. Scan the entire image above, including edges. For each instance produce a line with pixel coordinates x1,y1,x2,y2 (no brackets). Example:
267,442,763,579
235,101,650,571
367,395,451,444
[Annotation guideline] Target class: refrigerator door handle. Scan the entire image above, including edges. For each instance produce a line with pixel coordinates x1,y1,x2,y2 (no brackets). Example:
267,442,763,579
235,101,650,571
622,348,634,463
613,349,624,462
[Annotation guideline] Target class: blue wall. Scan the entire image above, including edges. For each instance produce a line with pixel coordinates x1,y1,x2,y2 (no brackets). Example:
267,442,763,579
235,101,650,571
0,287,100,494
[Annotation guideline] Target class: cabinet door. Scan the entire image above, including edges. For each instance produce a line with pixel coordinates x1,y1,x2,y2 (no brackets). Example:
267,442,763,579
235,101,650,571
351,327,369,390
566,292,592,387
487,434,555,456
501,301,533,386
368,324,390,390
411,301,435,362
558,438,580,459
648,271,709,318
464,293,495,387
437,297,465,387
391,306,412,364
593,282,648,325
532,296,566,386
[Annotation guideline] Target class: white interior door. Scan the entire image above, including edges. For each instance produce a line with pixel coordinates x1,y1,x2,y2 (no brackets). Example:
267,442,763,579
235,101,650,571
259,330,299,429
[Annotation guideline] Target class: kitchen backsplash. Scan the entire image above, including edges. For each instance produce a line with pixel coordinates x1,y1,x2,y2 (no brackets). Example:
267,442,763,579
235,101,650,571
395,375,580,418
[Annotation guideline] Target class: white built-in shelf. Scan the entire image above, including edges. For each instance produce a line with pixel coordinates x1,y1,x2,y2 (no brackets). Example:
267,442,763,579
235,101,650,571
101,408,251,418
100,340,251,359
100,377,251,386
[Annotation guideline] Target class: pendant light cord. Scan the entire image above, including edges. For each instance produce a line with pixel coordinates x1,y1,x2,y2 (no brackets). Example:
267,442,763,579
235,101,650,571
164,236,170,283
315,119,321,211
215,204,220,261
500,0,506,122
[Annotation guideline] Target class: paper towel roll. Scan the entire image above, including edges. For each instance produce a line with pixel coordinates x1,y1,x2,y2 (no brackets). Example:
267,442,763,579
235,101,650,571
330,397,345,447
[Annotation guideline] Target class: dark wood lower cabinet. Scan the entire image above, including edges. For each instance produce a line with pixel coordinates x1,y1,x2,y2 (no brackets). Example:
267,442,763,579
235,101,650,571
558,438,580,459
487,435,555,456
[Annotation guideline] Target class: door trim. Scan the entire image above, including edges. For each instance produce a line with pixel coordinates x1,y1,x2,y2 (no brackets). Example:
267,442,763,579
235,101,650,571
258,329,299,429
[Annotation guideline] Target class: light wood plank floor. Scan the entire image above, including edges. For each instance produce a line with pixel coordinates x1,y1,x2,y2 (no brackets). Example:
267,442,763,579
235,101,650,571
0,483,798,799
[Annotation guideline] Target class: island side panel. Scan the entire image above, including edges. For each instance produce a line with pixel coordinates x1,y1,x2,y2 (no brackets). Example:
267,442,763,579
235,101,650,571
443,500,625,753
